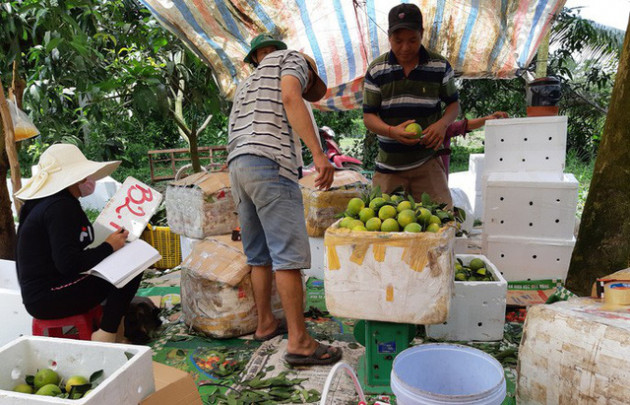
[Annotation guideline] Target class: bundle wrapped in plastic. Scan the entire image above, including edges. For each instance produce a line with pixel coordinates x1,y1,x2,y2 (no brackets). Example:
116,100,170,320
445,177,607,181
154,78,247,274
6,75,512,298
165,172,238,239
300,170,368,237
180,235,284,338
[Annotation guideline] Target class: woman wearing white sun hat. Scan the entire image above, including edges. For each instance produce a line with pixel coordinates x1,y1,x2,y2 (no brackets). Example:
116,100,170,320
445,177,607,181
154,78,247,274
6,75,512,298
14,144,140,343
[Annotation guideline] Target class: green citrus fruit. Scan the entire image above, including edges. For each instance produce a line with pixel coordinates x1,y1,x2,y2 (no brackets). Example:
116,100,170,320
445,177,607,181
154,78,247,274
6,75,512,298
369,197,386,211
455,272,467,281
405,123,423,138
469,258,485,270
339,217,354,229
426,223,440,233
35,383,62,396
365,217,382,231
397,209,416,228
428,215,441,226
417,208,432,224
382,193,391,202
65,375,89,393
475,267,488,276
397,200,413,212
349,219,364,229
390,195,403,204
346,198,365,216
352,225,367,231
359,207,375,223
404,222,422,233
381,218,400,232
378,205,397,220
13,383,33,394
34,368,59,390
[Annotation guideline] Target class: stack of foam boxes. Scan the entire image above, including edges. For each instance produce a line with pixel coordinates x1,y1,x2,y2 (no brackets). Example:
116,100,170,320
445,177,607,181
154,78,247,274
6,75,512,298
481,116,578,282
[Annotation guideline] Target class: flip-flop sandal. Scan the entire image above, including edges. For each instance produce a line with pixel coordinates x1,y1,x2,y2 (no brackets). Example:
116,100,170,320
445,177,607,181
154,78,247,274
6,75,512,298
284,343,342,366
253,319,288,342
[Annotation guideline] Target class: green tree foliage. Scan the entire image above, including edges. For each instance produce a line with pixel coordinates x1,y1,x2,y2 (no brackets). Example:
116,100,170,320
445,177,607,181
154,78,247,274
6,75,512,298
0,0,228,182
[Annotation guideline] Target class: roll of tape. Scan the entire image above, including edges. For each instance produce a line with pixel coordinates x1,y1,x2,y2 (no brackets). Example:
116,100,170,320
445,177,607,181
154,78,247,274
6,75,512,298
604,282,630,306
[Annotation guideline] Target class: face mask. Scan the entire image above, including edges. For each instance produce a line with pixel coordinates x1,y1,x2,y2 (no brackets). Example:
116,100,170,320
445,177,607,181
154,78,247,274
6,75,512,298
78,177,96,197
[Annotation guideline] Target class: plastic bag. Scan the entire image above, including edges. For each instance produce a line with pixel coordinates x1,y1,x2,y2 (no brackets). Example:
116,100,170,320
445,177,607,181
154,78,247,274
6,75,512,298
7,99,39,141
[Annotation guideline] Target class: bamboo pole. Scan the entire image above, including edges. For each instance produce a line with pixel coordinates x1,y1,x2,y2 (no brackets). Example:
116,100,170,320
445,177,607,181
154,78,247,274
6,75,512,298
0,77,23,214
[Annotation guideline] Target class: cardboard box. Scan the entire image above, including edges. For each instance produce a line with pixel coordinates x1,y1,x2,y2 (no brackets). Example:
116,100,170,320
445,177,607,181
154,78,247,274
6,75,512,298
140,362,201,405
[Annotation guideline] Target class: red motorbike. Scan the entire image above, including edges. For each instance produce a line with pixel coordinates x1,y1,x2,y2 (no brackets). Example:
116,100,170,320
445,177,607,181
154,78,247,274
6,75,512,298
302,126,363,176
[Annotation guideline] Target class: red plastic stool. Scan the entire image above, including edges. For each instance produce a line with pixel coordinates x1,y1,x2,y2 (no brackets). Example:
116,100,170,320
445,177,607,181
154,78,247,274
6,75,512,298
32,305,103,340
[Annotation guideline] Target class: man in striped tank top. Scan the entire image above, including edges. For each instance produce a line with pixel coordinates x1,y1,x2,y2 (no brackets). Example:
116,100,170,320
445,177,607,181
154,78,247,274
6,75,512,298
228,48,341,366
363,3,460,206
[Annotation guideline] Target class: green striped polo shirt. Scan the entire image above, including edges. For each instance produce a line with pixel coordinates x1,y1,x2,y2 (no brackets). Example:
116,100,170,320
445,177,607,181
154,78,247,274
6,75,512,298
363,46,459,173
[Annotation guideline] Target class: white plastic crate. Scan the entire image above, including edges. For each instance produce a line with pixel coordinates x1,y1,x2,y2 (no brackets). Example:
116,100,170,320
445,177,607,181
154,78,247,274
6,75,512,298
484,116,567,175
426,254,507,341
483,235,576,282
0,336,154,404
483,172,578,239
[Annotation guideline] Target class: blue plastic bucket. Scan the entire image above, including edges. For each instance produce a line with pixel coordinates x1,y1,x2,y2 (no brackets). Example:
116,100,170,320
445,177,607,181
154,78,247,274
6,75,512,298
391,344,506,405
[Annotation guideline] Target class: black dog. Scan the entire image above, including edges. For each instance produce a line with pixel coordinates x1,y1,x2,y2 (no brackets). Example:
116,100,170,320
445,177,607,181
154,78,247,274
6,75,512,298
124,296,162,344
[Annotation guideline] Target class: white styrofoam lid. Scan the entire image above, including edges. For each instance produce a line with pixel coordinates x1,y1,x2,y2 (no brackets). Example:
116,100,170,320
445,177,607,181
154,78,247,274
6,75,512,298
486,172,577,187
485,115,568,126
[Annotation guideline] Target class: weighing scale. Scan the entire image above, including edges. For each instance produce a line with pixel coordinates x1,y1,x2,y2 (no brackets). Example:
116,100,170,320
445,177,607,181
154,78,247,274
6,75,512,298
353,320,417,394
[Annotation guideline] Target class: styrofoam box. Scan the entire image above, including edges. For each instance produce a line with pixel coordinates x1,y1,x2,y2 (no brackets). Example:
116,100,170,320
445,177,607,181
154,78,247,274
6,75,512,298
0,260,32,347
484,116,567,175
0,336,154,404
303,237,325,279
483,235,576,282
426,254,507,341
179,235,202,261
483,172,578,239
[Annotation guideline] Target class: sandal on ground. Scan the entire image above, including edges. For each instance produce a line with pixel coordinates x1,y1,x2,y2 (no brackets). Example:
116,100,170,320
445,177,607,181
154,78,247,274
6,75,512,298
284,343,342,366
253,319,288,342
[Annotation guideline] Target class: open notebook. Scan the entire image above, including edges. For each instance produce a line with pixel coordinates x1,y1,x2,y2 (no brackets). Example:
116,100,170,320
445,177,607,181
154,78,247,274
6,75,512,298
84,239,161,288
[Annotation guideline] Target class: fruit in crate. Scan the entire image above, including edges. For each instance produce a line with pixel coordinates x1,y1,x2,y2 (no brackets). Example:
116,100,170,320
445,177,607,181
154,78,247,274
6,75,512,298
338,188,463,233
13,383,33,394
33,368,60,390
35,383,62,396
65,375,89,393
454,257,494,282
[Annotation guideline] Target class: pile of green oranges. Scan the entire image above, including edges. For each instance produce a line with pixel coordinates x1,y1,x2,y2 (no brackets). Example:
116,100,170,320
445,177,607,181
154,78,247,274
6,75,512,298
12,368,96,399
338,192,456,233
455,258,495,282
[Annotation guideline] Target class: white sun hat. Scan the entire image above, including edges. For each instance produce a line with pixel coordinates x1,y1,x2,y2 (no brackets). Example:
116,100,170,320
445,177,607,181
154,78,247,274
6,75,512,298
14,143,121,201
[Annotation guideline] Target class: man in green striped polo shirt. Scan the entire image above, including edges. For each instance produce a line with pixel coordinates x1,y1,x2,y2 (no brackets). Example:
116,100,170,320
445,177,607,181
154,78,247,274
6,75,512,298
363,3,459,206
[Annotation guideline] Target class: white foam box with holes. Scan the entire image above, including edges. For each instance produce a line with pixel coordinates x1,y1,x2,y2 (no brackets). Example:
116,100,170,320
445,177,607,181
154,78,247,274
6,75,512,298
483,172,578,239
0,336,154,404
483,235,576,282
517,299,630,404
426,254,507,341
484,116,567,175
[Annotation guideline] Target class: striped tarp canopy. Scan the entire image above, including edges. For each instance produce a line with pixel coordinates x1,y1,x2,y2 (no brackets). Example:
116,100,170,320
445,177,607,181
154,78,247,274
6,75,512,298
140,0,567,111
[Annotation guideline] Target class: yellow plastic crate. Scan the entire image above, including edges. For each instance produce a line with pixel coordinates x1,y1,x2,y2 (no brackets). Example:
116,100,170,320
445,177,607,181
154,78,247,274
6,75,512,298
141,225,182,269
